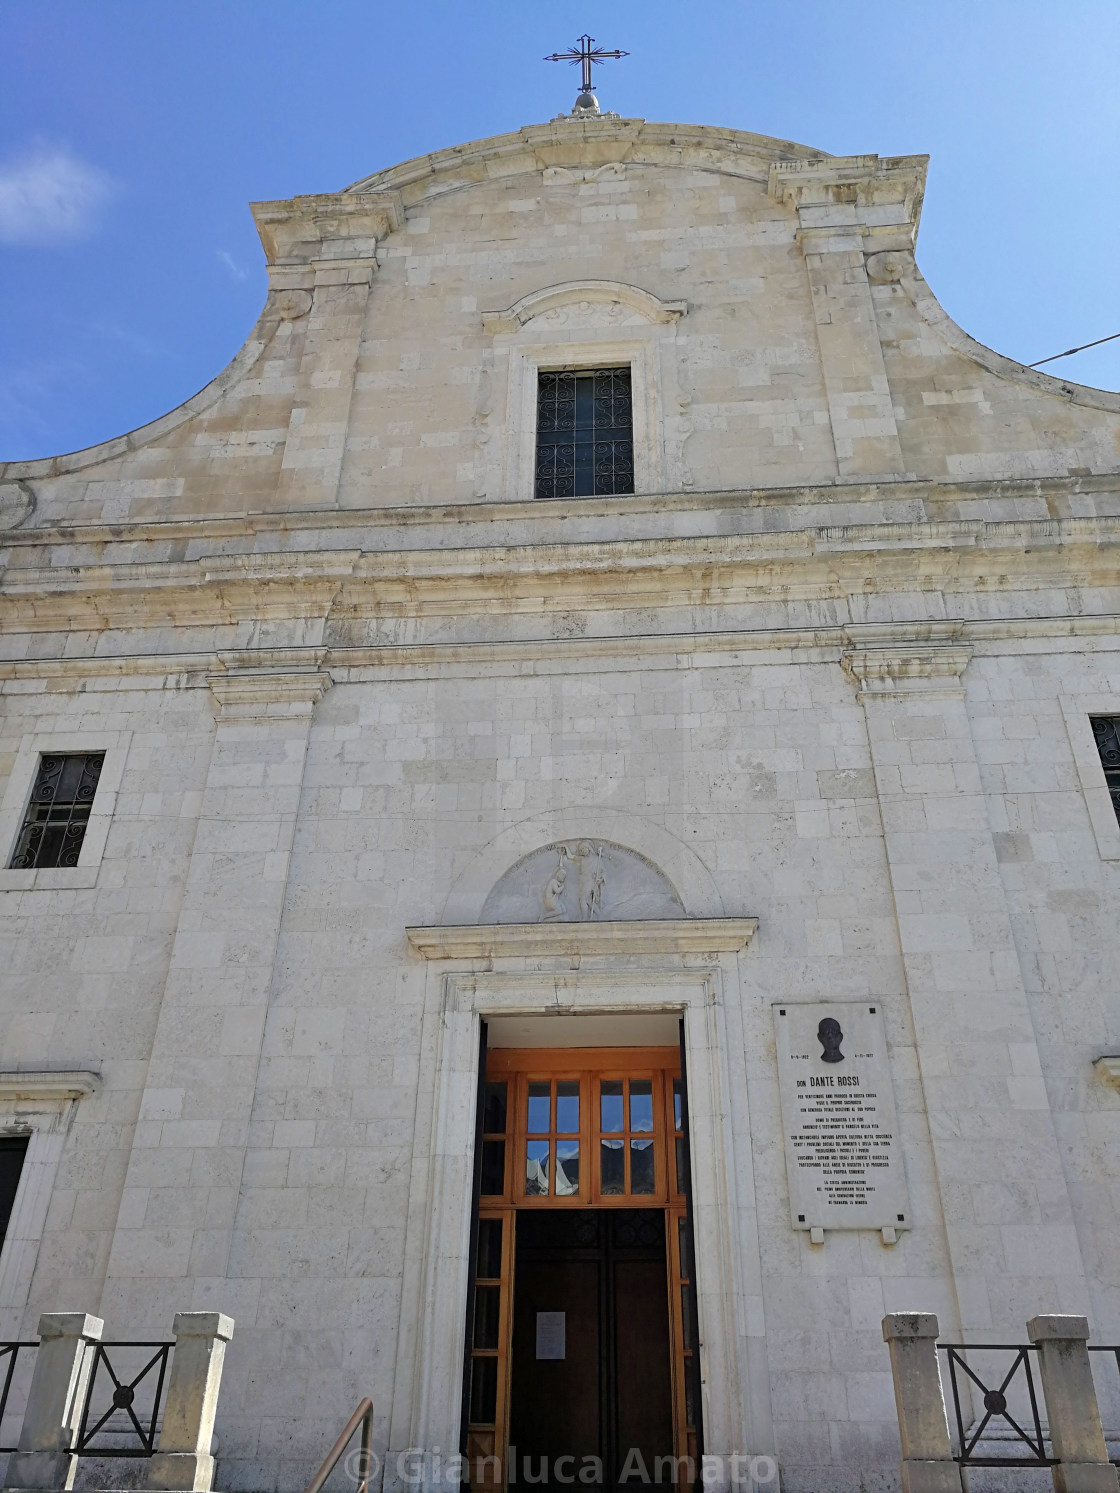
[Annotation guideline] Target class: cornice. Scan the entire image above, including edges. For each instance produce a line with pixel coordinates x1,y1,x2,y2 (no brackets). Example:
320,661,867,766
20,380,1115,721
344,119,828,200
0,1070,101,1104
207,665,332,719
2,617,1117,689
768,153,927,251
842,644,973,695
406,917,758,960
3,515,1119,633
3,474,1119,548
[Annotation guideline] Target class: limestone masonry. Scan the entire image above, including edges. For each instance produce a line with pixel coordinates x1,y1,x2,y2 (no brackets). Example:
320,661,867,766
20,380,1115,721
0,112,1118,1493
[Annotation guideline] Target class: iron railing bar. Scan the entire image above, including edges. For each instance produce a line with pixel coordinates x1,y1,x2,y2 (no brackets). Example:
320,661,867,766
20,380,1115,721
305,1398,373,1493
0,1342,37,1455
147,1348,170,1453
946,1350,968,1456
76,1346,105,1453
1022,1351,1048,1455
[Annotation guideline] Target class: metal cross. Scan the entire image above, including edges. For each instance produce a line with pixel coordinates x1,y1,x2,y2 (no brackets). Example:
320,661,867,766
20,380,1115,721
544,33,629,94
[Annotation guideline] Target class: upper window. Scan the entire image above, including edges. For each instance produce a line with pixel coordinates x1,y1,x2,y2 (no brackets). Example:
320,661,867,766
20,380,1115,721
534,367,634,500
0,1135,29,1251
1090,717,1120,826
9,753,105,870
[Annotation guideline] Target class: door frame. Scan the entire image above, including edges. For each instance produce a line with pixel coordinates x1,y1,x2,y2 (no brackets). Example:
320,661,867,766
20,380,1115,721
389,964,773,1493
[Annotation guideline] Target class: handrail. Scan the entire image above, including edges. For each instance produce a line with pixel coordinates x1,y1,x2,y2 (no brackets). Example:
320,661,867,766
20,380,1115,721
305,1398,374,1493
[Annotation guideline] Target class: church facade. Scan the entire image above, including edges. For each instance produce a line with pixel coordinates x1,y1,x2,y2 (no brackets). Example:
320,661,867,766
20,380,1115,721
1,100,1119,1493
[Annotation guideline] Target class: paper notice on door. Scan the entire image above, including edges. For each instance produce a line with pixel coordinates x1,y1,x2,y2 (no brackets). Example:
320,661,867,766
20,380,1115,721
536,1311,565,1360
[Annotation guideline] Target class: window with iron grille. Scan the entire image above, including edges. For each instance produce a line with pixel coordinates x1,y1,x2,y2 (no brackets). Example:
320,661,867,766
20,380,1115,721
1091,717,1120,826
535,367,634,499
9,753,105,870
0,1136,29,1251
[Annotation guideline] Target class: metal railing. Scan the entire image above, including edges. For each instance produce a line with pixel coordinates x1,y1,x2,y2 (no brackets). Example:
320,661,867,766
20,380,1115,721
75,1341,173,1457
938,1344,1053,1468
0,1342,37,1454
939,1342,1120,1470
305,1399,374,1493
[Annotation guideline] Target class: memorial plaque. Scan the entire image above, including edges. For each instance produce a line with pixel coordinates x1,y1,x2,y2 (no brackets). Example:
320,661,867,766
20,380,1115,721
773,1002,910,1235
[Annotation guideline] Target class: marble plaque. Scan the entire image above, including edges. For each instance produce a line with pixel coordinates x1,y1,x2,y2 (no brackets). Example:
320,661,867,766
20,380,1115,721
773,1003,910,1234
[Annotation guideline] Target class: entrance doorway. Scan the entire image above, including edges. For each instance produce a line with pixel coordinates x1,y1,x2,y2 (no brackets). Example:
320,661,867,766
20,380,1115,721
463,1046,700,1492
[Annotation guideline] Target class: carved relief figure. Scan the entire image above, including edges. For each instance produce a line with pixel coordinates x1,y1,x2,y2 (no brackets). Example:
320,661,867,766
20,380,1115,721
574,840,606,921
481,839,685,925
540,845,570,921
817,1018,845,1064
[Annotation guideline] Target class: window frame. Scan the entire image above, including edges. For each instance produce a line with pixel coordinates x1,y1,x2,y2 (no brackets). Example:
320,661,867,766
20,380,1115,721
534,366,636,501
503,338,663,502
0,1072,99,1332
0,731,130,891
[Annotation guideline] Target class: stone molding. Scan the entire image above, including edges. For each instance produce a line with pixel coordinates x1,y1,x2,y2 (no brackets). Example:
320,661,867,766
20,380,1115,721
250,190,403,296
5,515,1120,633
842,645,973,695
5,474,1116,547
0,1075,99,1332
0,617,1117,690
482,279,686,333
405,917,757,960
394,965,773,1490
0,1072,100,1103
206,667,332,720
344,117,824,199
768,153,927,253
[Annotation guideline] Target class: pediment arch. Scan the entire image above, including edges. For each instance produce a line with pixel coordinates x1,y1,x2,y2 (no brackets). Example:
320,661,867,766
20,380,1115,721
482,280,685,335
480,838,685,924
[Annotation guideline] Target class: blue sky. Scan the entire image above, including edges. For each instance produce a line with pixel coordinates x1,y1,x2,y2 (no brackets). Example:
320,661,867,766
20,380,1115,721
2,0,1119,462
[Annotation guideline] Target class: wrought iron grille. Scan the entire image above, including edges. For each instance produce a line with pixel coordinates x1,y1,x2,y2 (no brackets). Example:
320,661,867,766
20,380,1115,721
9,753,104,871
1091,717,1120,826
938,1344,1053,1467
535,367,634,499
75,1341,173,1457
0,1342,37,1454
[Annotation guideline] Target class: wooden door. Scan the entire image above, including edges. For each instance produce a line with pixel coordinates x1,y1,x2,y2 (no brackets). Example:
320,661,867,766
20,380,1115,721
465,1049,698,1492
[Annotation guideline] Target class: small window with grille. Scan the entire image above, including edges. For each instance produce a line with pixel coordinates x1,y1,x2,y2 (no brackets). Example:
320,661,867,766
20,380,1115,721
0,1136,29,1251
534,366,634,499
1091,717,1120,826
9,753,105,870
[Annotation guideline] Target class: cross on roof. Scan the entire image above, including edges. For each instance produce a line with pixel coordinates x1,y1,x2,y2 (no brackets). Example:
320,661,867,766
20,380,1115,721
544,33,629,96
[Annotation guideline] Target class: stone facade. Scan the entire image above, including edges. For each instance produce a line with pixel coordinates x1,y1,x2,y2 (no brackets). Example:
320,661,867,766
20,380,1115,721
0,113,1119,1493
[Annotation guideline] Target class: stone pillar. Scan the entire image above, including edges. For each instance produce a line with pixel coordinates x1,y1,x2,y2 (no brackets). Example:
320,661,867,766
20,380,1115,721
844,642,1090,1333
769,155,925,479
149,1312,235,1492
102,665,330,1326
1027,1316,1119,1493
251,191,403,509
2,1312,103,1492
882,1313,962,1493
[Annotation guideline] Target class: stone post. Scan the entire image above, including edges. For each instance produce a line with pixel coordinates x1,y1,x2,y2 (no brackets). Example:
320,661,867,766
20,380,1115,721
2,1312,103,1492
149,1312,235,1492
1027,1316,1119,1493
882,1313,963,1493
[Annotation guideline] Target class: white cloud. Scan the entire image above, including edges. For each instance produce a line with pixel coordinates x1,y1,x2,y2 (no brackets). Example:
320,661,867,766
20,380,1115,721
0,142,115,246
216,249,248,282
